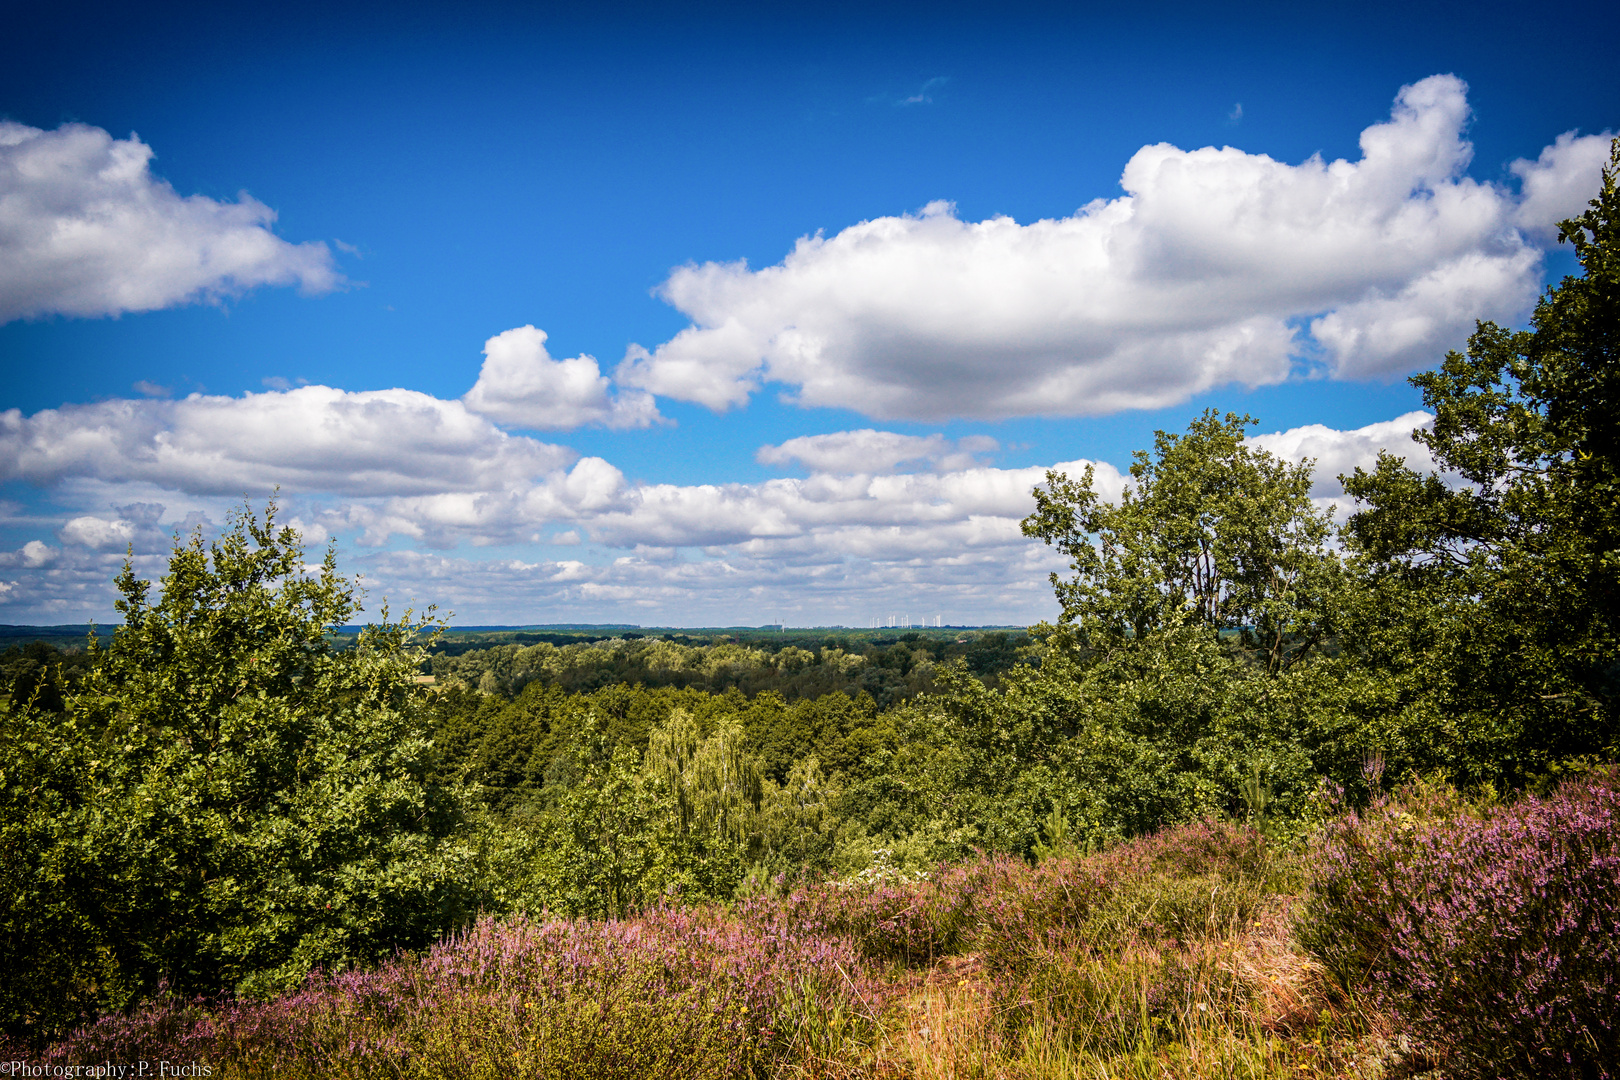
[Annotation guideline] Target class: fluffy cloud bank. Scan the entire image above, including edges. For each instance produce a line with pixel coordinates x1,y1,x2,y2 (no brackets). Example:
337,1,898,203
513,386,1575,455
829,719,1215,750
344,538,1066,628
619,76,1604,421
296,414,1444,623
0,361,1449,622
463,325,662,431
303,450,1122,552
1,385,1440,556
757,430,999,474
0,387,574,496
0,121,341,323
1252,411,1436,500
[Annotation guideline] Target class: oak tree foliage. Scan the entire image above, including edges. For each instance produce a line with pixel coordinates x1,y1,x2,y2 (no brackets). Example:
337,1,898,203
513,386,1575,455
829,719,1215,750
1343,137,1620,781
2,501,474,1037
1022,409,1342,674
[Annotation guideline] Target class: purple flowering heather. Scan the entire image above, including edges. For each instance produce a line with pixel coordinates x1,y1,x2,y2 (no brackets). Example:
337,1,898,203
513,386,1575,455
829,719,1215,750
1299,768,1620,1078
10,908,891,1079
2,817,1278,1076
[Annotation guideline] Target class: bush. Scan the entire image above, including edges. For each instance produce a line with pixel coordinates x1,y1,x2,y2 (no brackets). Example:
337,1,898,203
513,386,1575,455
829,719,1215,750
1297,769,1620,1078
1014,939,1254,1058
975,818,1270,975
0,504,477,1038
741,858,979,966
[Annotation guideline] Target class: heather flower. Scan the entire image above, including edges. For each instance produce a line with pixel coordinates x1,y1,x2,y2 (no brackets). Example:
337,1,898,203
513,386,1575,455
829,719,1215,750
26,908,891,1079
1299,768,1620,1078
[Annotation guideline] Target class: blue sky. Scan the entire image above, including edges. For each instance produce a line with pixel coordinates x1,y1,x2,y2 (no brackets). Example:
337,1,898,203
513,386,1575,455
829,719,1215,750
1,0,1616,626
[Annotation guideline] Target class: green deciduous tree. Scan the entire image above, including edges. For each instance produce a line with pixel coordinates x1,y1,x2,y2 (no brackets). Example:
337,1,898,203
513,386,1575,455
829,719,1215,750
523,728,683,919
842,415,1360,859
500,709,761,918
1023,409,1342,674
1,502,476,1038
756,755,842,876
1343,138,1620,783
646,709,763,843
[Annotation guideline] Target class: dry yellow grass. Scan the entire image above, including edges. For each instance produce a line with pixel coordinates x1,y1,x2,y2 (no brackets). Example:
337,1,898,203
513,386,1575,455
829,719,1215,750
867,896,1412,1080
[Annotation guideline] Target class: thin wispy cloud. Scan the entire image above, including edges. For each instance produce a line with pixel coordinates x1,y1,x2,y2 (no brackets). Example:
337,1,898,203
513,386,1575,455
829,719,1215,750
898,76,949,105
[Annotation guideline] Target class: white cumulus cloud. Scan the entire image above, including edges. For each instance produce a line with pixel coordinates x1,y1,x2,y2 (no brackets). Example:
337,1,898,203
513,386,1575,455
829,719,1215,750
0,387,575,497
618,75,1549,420
270,438,1125,557
462,325,661,430
1251,411,1439,519
0,122,342,324
757,429,999,473
0,540,61,568
58,515,139,551
1307,251,1539,379
20,540,58,567
483,457,1121,551
1512,131,1616,242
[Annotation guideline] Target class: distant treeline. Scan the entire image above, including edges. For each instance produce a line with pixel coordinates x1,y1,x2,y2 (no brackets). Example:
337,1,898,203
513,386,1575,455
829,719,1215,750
0,624,112,651
425,630,1038,708
0,640,94,712
0,628,1038,720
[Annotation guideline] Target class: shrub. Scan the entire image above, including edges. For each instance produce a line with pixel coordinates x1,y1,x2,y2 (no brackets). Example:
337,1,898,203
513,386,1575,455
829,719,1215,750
975,818,1270,977
1083,872,1269,949
1013,939,1254,1058
1298,769,1620,1078
963,819,1272,1057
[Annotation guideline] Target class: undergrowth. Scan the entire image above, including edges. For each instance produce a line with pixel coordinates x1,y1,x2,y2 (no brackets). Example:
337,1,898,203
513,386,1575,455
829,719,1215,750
1298,767,1620,1078
9,787,1616,1079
